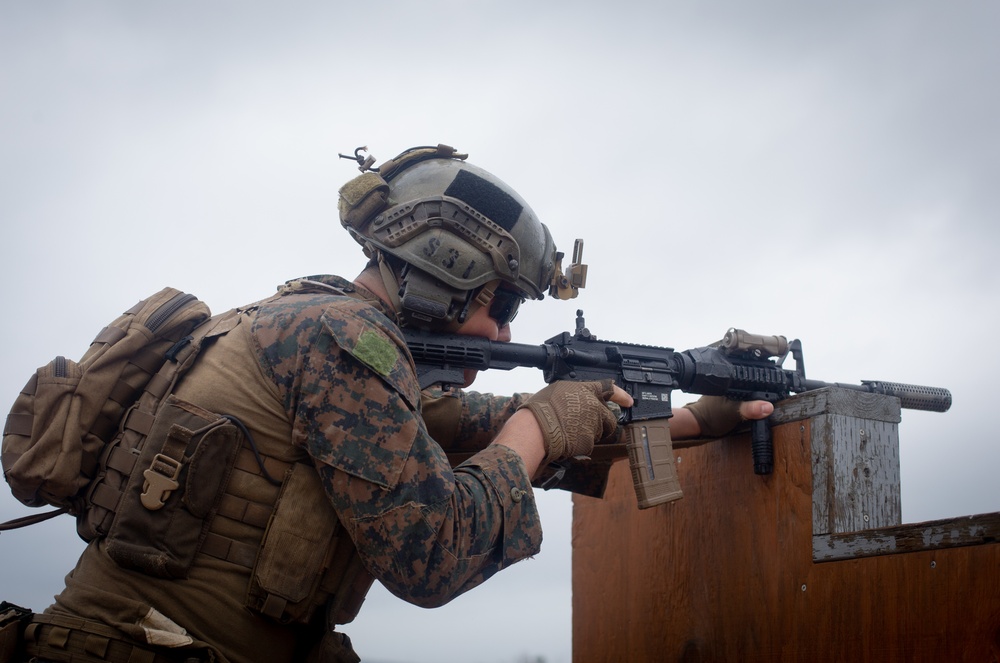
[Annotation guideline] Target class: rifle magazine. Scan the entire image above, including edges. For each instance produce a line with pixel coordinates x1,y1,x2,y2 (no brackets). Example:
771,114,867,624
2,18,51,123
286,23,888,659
624,420,683,509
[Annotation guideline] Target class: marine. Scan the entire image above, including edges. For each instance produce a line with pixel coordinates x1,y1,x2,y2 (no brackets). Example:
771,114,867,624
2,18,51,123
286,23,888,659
2,144,770,662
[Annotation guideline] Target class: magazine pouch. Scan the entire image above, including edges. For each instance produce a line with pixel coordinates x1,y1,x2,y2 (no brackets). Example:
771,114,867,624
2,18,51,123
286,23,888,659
105,395,242,579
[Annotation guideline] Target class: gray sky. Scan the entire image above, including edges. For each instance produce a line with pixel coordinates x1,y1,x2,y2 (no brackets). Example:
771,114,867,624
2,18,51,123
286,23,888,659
2,2,998,662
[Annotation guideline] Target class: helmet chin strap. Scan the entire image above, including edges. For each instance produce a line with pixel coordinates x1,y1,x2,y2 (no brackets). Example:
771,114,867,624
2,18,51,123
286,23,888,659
377,249,502,332
376,252,405,324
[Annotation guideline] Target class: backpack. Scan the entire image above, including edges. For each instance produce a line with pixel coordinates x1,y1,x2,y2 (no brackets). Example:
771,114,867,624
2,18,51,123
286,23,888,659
1,287,212,539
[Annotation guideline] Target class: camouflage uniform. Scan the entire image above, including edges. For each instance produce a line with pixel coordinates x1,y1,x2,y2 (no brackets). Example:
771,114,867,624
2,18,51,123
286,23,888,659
39,275,541,663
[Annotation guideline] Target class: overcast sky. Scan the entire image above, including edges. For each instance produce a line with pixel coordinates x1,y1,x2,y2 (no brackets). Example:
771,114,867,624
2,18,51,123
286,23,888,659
2,2,998,662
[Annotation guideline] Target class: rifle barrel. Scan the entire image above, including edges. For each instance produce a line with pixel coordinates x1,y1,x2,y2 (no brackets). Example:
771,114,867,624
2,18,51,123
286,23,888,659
798,378,952,412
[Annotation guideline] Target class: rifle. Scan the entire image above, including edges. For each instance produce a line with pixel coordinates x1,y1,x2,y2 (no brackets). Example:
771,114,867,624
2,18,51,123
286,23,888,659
403,311,952,509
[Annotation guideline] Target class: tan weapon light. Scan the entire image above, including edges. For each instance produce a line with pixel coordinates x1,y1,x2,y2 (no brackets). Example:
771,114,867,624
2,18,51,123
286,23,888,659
721,328,789,359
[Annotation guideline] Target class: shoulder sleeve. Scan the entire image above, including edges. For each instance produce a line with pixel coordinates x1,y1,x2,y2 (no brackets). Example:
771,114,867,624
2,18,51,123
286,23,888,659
320,303,420,410
309,299,421,488
250,294,420,488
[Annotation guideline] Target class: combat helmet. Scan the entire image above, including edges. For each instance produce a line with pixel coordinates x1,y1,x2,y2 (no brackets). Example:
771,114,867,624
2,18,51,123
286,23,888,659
338,144,586,330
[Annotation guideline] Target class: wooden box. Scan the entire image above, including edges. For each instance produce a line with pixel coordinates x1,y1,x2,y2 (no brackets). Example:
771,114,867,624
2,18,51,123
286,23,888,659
572,388,1000,662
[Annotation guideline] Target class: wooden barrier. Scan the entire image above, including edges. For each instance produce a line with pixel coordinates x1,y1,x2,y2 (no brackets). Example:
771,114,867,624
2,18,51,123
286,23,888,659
572,388,1000,662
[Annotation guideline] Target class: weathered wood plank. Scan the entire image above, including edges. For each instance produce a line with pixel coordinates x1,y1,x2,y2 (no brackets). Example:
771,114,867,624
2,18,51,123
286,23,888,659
814,511,1000,561
770,386,901,425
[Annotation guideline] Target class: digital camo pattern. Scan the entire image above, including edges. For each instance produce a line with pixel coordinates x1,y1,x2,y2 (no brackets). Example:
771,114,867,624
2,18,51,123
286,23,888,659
421,376,617,498
420,386,527,452
249,275,542,607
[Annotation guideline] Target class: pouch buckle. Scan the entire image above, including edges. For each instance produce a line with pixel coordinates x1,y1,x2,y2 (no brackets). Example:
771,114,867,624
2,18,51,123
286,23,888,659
141,453,182,510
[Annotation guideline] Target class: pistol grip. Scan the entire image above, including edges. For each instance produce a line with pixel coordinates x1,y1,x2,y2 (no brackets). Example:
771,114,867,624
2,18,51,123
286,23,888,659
624,420,683,509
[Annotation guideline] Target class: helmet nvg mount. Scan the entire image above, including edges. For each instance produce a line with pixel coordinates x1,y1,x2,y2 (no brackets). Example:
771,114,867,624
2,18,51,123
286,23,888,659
338,144,587,330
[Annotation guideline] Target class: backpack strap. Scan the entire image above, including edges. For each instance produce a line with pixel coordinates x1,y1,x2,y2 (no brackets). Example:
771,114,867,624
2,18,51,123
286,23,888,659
0,507,69,532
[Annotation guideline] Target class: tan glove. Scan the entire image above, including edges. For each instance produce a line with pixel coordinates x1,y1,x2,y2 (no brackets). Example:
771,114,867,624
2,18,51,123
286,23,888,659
517,379,619,464
683,395,745,438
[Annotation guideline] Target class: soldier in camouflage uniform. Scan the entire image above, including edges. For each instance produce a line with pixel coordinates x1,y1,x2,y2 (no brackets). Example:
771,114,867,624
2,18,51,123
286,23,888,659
11,145,770,663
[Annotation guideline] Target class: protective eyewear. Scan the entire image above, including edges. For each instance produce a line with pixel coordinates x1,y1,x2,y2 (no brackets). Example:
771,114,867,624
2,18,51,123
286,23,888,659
488,289,524,327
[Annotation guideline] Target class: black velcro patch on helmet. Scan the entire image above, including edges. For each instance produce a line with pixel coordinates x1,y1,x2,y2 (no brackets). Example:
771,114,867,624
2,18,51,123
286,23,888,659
444,170,522,231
